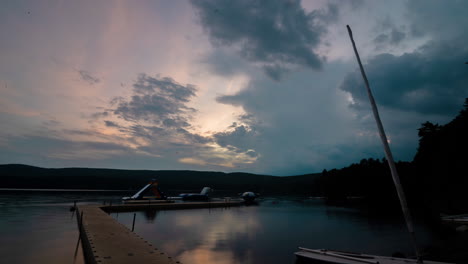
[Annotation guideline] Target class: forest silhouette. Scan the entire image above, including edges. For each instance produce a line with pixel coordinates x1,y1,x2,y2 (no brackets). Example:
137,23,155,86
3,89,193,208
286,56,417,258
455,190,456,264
314,98,468,214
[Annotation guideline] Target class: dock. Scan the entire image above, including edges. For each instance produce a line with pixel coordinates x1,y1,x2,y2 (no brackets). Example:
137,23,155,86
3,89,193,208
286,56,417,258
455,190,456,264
77,200,243,263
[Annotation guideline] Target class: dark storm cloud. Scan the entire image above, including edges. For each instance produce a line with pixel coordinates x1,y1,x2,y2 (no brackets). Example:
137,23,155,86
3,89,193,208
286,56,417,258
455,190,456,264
373,29,406,47
342,0,468,117
341,47,468,116
372,17,407,49
190,0,337,80
113,74,197,128
389,29,405,45
213,124,257,153
77,70,100,85
407,0,468,39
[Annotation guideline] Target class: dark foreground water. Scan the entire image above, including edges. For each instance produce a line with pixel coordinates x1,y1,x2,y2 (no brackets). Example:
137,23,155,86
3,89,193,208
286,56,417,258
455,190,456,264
113,198,441,264
0,190,125,264
0,191,455,264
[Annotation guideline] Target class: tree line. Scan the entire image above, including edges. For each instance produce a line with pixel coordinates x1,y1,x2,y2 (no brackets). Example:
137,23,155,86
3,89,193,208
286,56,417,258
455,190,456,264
313,98,468,214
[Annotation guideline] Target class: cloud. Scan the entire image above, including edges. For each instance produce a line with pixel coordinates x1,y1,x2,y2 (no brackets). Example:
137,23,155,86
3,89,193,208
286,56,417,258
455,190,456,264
77,70,100,85
190,0,337,80
113,74,197,128
213,64,367,174
84,73,259,170
213,124,257,152
104,120,119,128
406,0,468,40
179,157,207,166
340,49,468,116
91,74,206,146
199,48,250,77
373,29,406,47
213,123,259,159
341,1,468,117
371,16,408,50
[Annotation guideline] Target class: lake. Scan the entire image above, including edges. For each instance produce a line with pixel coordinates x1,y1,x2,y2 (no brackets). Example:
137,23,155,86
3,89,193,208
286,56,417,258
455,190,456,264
0,190,125,264
0,191,447,264
112,197,440,264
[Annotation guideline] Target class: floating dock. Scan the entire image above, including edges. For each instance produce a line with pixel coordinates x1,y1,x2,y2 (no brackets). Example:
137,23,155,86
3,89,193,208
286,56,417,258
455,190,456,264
77,200,243,264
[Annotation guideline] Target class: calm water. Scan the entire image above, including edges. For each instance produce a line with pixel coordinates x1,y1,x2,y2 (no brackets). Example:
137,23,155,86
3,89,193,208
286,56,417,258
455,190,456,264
0,190,125,264
113,198,440,264
0,192,445,264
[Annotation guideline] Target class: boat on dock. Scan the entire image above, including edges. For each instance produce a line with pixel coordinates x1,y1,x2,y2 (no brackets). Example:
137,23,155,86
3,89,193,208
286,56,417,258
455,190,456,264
295,248,449,264
177,187,213,201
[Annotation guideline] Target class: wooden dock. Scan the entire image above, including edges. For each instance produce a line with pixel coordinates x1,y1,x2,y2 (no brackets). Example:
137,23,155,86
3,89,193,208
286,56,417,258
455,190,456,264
77,201,243,263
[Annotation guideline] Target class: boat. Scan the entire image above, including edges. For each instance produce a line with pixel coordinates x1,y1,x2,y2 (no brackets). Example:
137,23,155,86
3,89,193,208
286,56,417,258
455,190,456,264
441,214,468,224
295,25,453,264
240,191,259,202
440,214,468,232
295,248,449,264
122,178,215,202
177,187,213,201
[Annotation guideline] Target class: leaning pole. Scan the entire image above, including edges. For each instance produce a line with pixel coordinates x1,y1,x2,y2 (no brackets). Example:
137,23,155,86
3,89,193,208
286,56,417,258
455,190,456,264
346,25,422,263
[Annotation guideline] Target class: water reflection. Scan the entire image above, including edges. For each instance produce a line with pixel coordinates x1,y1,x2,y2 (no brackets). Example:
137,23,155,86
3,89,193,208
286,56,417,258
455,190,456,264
144,209,159,222
114,198,439,264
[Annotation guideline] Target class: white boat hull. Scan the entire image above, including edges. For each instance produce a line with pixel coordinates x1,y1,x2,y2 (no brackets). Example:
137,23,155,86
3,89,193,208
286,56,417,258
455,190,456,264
295,248,452,264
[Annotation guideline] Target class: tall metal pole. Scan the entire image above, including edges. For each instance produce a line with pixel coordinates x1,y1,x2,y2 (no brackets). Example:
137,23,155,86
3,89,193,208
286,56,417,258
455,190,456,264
346,25,422,262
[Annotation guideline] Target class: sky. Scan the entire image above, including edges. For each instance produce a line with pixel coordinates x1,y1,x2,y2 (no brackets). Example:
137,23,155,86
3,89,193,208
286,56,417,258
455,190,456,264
1,0,467,175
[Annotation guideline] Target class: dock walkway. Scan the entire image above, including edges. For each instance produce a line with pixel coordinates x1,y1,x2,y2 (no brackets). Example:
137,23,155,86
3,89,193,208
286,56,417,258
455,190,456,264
77,201,242,264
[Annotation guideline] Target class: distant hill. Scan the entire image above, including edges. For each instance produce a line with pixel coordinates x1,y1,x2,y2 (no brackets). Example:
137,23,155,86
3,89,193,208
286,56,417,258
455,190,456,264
0,164,320,195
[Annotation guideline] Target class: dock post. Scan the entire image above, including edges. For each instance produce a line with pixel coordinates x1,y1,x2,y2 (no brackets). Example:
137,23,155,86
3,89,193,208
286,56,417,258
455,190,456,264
75,211,84,257
132,213,136,232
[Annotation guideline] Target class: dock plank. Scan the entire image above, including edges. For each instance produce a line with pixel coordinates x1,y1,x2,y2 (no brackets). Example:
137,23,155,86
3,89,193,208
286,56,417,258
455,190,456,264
78,205,176,264
77,201,243,263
